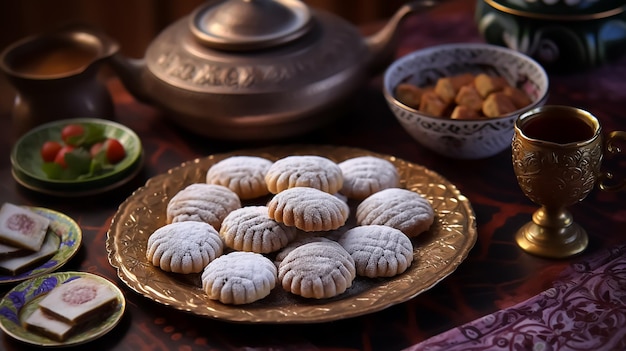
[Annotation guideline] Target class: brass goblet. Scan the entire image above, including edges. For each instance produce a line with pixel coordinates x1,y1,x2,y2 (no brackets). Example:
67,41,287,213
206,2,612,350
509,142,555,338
512,105,626,258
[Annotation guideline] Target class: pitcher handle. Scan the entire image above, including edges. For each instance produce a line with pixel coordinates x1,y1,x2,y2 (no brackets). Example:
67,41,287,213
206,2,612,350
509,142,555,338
598,131,626,191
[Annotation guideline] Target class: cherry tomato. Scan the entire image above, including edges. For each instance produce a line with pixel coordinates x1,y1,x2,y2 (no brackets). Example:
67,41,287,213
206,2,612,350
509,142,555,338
89,141,104,158
61,124,85,146
90,138,126,164
40,141,63,162
53,145,75,168
104,138,126,164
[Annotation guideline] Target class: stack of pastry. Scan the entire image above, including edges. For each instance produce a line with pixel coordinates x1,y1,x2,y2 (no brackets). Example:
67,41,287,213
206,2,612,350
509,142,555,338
0,203,59,275
23,276,119,341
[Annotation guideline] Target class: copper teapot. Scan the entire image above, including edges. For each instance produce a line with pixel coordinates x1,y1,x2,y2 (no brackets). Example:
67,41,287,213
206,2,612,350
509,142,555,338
108,0,439,140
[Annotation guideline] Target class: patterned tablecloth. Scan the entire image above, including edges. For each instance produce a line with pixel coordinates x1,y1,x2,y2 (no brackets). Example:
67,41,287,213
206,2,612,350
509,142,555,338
0,0,625,350
407,245,626,350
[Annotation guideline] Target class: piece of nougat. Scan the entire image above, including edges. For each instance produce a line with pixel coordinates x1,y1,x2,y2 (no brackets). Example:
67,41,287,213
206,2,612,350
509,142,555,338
0,203,50,251
435,73,477,104
502,85,532,109
0,242,27,258
482,92,517,117
38,277,118,324
434,77,457,104
450,73,476,90
455,84,484,111
451,105,481,120
419,91,447,117
474,73,507,98
395,83,424,108
24,308,75,342
0,231,59,275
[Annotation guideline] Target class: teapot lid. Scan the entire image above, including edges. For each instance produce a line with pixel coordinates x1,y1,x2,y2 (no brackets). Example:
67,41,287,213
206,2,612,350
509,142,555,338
189,0,313,51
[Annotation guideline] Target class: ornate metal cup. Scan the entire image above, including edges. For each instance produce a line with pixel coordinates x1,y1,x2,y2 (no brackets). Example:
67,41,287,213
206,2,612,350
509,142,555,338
512,105,626,258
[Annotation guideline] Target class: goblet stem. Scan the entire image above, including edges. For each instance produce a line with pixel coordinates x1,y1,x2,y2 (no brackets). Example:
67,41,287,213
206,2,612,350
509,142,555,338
515,206,588,258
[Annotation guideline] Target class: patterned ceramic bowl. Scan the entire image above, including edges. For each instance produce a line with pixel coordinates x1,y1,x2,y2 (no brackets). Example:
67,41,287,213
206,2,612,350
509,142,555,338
383,43,549,160
475,0,626,72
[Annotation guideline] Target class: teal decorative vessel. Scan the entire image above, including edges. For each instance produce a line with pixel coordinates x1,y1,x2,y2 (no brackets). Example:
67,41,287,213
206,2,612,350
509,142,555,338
475,0,626,73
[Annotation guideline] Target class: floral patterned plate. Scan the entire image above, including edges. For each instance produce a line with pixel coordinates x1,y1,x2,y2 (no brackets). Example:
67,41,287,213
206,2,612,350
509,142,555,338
0,207,82,284
0,271,126,347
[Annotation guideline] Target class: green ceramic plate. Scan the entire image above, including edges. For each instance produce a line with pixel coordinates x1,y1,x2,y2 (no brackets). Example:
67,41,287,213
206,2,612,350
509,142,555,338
0,271,125,347
11,154,144,197
0,207,82,284
10,118,143,193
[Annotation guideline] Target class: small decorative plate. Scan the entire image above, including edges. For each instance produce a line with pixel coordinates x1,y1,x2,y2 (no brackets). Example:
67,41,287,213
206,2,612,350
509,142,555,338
107,145,478,323
0,207,82,284
10,118,143,196
0,271,126,347
11,154,144,197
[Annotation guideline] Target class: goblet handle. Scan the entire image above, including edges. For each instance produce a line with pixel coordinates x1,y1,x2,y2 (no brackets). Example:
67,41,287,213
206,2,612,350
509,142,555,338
598,131,626,191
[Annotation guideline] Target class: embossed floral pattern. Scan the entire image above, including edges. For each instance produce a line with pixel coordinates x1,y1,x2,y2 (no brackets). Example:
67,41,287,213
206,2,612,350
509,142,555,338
511,135,603,208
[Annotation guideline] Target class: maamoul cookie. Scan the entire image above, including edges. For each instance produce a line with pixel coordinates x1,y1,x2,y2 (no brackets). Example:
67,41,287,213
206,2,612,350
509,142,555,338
220,206,297,253
202,251,277,305
166,183,241,230
273,236,334,265
206,156,273,200
356,188,434,238
338,225,413,278
146,221,224,274
267,187,350,232
278,241,356,299
338,156,400,200
264,155,343,194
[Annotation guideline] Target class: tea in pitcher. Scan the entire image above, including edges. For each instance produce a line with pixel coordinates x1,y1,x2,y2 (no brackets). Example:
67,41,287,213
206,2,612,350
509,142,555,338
10,42,98,77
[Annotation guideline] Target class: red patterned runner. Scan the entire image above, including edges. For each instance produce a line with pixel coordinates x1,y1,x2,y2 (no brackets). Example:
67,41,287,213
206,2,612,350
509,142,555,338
405,246,626,351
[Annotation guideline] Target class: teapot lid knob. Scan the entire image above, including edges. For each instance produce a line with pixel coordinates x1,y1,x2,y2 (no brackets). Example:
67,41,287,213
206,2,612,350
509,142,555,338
190,0,313,51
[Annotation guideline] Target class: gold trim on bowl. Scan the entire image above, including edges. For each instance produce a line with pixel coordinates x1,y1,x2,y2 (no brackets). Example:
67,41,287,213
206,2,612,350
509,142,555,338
484,0,625,21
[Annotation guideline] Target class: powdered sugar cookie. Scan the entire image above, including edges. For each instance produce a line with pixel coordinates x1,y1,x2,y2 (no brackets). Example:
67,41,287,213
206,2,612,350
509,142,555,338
339,156,400,200
278,241,356,299
273,236,334,266
338,225,413,278
265,155,343,194
267,187,350,232
146,221,224,274
202,251,277,305
220,206,297,253
166,183,241,230
206,156,273,200
356,188,434,238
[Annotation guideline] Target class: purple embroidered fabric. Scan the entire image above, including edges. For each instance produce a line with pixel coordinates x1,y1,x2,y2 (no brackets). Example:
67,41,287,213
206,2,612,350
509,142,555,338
406,245,626,351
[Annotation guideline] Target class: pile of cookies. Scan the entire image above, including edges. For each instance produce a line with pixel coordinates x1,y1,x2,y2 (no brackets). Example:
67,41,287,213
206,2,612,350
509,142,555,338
145,154,435,305
395,73,532,119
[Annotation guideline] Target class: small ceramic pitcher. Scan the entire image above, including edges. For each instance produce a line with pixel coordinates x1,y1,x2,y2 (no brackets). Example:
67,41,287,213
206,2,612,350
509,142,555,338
0,26,119,136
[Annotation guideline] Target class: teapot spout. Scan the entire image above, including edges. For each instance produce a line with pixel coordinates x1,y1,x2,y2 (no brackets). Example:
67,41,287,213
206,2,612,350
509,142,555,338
108,54,151,104
366,0,441,74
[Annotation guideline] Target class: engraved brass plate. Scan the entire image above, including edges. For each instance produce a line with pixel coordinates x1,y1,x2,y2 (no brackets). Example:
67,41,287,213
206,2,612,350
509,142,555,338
106,145,477,323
